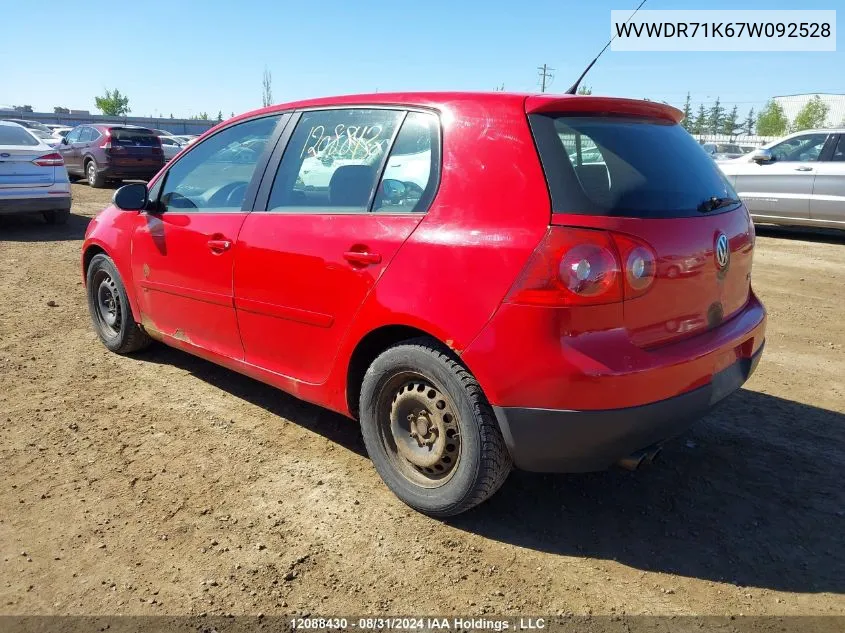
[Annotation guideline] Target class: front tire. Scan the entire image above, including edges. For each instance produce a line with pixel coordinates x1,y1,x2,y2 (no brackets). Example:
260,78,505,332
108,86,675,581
359,338,511,517
86,253,151,354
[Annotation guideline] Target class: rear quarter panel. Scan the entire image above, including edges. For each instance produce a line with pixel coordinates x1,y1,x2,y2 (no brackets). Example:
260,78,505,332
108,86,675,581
321,96,552,412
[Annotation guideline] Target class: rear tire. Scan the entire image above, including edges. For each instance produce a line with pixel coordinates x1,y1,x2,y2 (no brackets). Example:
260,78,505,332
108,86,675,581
359,338,512,517
43,209,70,225
86,253,152,354
86,159,105,188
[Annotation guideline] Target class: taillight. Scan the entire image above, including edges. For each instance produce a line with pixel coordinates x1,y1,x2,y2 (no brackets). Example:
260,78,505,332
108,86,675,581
610,233,657,299
32,152,64,167
505,227,657,307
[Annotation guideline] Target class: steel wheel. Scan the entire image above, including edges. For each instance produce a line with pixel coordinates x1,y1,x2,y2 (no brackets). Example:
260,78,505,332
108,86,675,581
91,269,122,338
378,372,462,488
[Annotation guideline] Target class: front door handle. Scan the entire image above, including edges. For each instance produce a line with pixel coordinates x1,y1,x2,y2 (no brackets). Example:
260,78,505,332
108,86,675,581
343,251,382,266
208,238,232,253
794,166,813,172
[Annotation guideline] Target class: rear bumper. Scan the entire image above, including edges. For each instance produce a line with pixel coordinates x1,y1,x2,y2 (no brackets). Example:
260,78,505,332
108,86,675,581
493,342,764,472
99,163,162,180
0,195,71,215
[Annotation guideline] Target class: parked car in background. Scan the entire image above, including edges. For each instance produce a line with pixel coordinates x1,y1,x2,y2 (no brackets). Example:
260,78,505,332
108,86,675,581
158,135,185,161
172,135,198,145
718,129,845,230
57,124,164,187
5,118,54,135
52,127,73,138
82,92,765,516
702,142,744,160
0,121,71,224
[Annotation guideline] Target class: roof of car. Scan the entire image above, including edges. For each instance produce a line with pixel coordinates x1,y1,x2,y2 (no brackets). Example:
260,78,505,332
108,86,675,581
211,91,684,135
0,120,27,127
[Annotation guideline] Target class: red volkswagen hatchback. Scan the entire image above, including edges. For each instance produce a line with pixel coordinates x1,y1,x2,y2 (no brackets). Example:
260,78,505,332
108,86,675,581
82,92,766,516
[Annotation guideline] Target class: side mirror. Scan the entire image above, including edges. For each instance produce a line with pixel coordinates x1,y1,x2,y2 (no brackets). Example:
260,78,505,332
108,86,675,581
113,183,149,211
382,178,406,202
751,148,773,164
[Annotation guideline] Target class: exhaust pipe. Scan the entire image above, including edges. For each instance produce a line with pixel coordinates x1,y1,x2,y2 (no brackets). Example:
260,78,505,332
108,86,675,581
617,444,663,471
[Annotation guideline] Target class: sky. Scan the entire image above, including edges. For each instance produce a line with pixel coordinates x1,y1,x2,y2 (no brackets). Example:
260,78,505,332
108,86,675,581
0,0,841,120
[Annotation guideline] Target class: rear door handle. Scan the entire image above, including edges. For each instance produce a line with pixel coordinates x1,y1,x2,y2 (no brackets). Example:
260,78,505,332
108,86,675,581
208,238,232,253
794,166,813,172
343,251,382,265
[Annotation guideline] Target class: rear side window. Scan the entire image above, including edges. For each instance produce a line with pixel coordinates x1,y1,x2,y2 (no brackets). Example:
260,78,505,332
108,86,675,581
267,108,403,212
79,127,98,142
529,114,739,218
0,125,39,146
111,128,157,146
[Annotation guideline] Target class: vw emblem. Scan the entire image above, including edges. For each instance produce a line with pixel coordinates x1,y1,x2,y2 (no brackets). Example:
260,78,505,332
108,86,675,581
715,233,730,270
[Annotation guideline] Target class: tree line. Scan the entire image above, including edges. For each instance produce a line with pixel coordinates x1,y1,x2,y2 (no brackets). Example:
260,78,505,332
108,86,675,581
680,93,832,137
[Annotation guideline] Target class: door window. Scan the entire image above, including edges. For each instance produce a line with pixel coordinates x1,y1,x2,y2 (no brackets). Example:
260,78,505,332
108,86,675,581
831,136,845,162
267,108,403,212
158,115,282,212
373,111,439,212
65,128,82,144
79,127,96,142
769,134,828,162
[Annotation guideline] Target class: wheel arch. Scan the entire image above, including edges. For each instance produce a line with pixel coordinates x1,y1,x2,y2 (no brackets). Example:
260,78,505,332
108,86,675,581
82,241,143,322
344,323,482,419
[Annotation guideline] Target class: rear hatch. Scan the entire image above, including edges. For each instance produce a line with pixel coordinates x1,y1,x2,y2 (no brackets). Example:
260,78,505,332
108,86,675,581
527,97,754,348
107,127,163,168
0,125,55,188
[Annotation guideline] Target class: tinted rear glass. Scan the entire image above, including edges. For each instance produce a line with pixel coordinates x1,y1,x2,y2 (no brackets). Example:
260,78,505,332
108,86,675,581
110,128,159,146
0,125,39,146
529,114,739,218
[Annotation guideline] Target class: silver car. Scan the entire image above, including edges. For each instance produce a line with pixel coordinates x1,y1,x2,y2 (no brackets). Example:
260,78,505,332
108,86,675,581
718,129,845,230
158,135,185,162
0,121,72,224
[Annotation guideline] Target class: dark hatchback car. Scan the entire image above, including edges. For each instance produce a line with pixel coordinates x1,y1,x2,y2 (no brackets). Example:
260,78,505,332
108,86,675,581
57,125,164,187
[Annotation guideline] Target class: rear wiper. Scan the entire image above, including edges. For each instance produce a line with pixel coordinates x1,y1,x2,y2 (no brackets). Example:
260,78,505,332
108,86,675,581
698,196,741,213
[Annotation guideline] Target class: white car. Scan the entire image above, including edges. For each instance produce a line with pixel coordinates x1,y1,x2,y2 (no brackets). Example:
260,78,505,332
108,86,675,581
717,129,845,230
0,121,71,224
158,135,185,161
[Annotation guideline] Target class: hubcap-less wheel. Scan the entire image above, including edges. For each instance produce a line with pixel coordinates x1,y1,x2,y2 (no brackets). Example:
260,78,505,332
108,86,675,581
381,374,461,487
93,270,122,337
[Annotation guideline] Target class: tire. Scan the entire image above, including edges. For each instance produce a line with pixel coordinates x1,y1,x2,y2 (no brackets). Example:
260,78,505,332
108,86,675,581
86,253,152,354
43,209,70,225
359,338,512,517
86,159,105,188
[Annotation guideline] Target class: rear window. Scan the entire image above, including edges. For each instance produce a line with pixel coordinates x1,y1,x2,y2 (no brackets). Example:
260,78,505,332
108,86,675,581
110,128,159,146
0,125,39,146
529,114,739,218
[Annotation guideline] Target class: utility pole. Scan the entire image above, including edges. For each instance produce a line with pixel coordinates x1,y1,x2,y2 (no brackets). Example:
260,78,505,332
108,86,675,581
537,64,555,93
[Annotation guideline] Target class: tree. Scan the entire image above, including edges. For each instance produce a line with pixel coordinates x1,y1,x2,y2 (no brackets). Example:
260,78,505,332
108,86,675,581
95,89,130,116
692,104,707,135
217,110,224,122
707,98,724,134
681,93,693,131
576,85,592,95
722,105,739,136
744,107,755,135
262,67,273,107
13,105,33,113
53,106,69,114
170,113,174,119
756,100,788,136
792,95,830,132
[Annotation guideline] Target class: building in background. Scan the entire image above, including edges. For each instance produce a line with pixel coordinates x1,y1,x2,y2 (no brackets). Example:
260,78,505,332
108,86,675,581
774,93,845,128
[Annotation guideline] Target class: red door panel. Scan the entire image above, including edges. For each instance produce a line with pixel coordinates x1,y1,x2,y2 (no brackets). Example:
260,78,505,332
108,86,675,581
233,213,422,383
131,212,247,359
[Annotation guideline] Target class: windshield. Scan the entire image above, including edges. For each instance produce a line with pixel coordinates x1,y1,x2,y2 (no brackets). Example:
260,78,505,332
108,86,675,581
529,114,739,218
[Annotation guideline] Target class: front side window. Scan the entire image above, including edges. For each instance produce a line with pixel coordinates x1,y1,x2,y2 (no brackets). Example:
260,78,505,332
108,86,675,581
769,133,828,162
267,108,403,212
158,115,281,212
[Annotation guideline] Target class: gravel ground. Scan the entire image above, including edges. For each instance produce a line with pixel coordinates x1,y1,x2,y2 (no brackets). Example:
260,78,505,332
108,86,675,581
1,184,843,616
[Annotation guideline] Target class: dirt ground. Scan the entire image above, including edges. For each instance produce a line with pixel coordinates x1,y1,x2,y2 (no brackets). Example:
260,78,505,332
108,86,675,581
1,183,843,617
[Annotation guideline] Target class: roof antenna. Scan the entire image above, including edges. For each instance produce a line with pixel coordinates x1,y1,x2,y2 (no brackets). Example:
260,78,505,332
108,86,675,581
565,0,648,95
